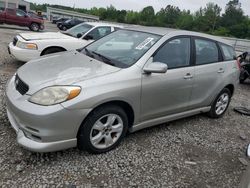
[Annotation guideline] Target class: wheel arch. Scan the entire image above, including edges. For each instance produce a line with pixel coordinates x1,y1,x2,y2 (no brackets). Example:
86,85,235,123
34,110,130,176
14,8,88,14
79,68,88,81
210,84,235,106
40,46,67,56
224,84,235,96
77,100,135,137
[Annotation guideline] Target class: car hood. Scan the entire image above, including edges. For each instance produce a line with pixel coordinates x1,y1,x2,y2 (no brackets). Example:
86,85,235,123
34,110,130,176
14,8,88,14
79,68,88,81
19,32,73,41
17,51,121,94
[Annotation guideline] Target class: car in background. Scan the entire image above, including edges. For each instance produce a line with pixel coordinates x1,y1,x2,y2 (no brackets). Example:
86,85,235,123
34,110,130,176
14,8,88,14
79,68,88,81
58,18,84,31
52,17,59,23
6,27,240,153
27,11,43,20
8,22,123,62
53,17,68,24
0,8,44,31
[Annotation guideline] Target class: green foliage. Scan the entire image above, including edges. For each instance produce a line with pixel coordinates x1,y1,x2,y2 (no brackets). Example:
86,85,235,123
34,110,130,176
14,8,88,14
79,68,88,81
156,5,181,27
140,6,155,25
30,1,250,39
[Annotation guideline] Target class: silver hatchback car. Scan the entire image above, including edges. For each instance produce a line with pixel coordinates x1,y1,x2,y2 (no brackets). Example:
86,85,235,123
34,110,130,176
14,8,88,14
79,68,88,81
6,26,240,153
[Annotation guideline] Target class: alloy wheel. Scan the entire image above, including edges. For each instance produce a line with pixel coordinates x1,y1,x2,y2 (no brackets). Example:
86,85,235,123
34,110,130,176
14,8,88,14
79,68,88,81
90,114,124,149
215,93,229,115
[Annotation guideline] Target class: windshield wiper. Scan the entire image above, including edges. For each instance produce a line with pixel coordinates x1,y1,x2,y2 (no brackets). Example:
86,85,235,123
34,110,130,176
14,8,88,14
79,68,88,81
84,48,94,58
91,51,115,66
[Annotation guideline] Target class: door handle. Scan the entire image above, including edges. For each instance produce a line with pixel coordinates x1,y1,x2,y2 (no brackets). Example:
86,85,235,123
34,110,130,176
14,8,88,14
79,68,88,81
218,68,225,73
184,73,193,79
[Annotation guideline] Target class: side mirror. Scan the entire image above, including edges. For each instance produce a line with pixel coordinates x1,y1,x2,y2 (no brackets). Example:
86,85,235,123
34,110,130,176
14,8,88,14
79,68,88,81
83,35,93,40
143,62,168,74
76,33,83,38
24,14,28,18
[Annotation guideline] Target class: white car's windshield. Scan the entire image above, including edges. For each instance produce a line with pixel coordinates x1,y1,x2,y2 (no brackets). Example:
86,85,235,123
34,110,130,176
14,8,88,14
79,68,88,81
65,23,94,38
82,30,161,68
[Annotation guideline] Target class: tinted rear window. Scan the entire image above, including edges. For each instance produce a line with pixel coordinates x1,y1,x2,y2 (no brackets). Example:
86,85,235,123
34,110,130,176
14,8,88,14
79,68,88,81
220,44,236,61
195,39,219,65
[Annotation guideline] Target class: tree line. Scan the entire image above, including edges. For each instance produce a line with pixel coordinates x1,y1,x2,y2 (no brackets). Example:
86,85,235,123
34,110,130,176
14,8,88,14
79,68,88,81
31,0,250,39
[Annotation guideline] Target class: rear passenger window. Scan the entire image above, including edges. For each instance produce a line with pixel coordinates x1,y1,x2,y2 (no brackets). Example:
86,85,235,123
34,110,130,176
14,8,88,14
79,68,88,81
153,38,191,69
195,39,219,65
220,44,236,61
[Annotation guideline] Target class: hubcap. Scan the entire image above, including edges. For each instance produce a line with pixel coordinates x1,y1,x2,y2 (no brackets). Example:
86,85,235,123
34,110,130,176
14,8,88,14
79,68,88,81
90,114,123,149
32,24,38,31
215,93,229,115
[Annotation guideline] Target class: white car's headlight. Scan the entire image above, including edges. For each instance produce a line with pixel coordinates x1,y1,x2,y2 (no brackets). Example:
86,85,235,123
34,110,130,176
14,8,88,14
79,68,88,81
29,86,81,106
16,41,38,50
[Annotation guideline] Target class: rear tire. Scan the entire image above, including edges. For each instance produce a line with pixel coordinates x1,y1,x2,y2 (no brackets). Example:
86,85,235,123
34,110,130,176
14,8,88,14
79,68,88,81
208,88,231,118
77,105,128,154
42,47,65,55
29,23,40,32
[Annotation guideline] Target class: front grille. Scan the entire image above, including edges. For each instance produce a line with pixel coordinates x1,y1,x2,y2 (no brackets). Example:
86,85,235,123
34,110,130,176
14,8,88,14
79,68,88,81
13,37,18,46
15,75,29,95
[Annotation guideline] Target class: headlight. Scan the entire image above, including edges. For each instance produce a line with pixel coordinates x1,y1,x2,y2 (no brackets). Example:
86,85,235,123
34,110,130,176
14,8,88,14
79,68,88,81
16,41,38,50
29,86,81,106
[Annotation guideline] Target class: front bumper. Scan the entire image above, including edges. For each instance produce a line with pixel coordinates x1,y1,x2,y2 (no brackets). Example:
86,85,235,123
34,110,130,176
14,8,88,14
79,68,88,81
7,109,77,152
8,42,41,62
6,75,91,152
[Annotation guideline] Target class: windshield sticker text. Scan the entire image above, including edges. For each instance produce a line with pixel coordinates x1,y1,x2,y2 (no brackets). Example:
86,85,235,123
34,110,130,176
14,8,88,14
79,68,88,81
135,38,154,50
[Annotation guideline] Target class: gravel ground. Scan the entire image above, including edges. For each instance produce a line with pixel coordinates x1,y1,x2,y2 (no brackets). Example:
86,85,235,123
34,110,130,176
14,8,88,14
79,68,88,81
0,23,250,188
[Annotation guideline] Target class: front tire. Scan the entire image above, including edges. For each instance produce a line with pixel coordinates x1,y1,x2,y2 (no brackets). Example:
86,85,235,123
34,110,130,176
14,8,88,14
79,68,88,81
29,23,40,32
208,88,231,118
77,105,128,154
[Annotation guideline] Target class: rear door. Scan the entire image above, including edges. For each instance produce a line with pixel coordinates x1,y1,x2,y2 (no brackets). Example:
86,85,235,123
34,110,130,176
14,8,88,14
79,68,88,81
189,37,226,109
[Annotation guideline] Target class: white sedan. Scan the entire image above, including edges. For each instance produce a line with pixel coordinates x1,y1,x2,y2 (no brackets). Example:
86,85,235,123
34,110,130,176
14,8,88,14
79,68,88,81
8,22,123,62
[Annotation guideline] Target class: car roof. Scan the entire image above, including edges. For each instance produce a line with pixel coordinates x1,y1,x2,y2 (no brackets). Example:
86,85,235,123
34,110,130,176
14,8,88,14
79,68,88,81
124,25,232,46
84,22,123,28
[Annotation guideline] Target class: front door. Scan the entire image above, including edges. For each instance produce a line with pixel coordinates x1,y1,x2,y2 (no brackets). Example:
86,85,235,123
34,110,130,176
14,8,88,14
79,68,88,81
141,37,194,122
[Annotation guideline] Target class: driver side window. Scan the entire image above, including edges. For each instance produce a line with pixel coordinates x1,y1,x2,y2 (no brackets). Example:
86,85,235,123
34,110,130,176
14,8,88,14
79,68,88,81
87,27,111,40
153,37,191,69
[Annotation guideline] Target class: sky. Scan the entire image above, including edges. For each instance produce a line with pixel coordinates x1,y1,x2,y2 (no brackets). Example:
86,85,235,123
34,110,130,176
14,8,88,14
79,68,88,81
27,0,250,16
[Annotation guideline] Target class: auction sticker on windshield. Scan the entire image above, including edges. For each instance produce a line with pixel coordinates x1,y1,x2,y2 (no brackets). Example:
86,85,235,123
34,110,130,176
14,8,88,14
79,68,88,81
135,37,154,50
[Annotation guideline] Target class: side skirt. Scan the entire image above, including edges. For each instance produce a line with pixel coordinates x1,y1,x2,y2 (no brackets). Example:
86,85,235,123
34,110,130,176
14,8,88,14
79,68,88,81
129,106,211,133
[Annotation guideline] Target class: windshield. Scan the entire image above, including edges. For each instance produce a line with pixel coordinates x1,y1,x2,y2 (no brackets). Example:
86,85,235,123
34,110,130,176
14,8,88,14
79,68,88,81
82,30,161,68
65,23,93,38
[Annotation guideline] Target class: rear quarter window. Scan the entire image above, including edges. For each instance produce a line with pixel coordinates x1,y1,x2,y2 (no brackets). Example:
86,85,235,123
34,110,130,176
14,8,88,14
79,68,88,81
220,44,236,61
